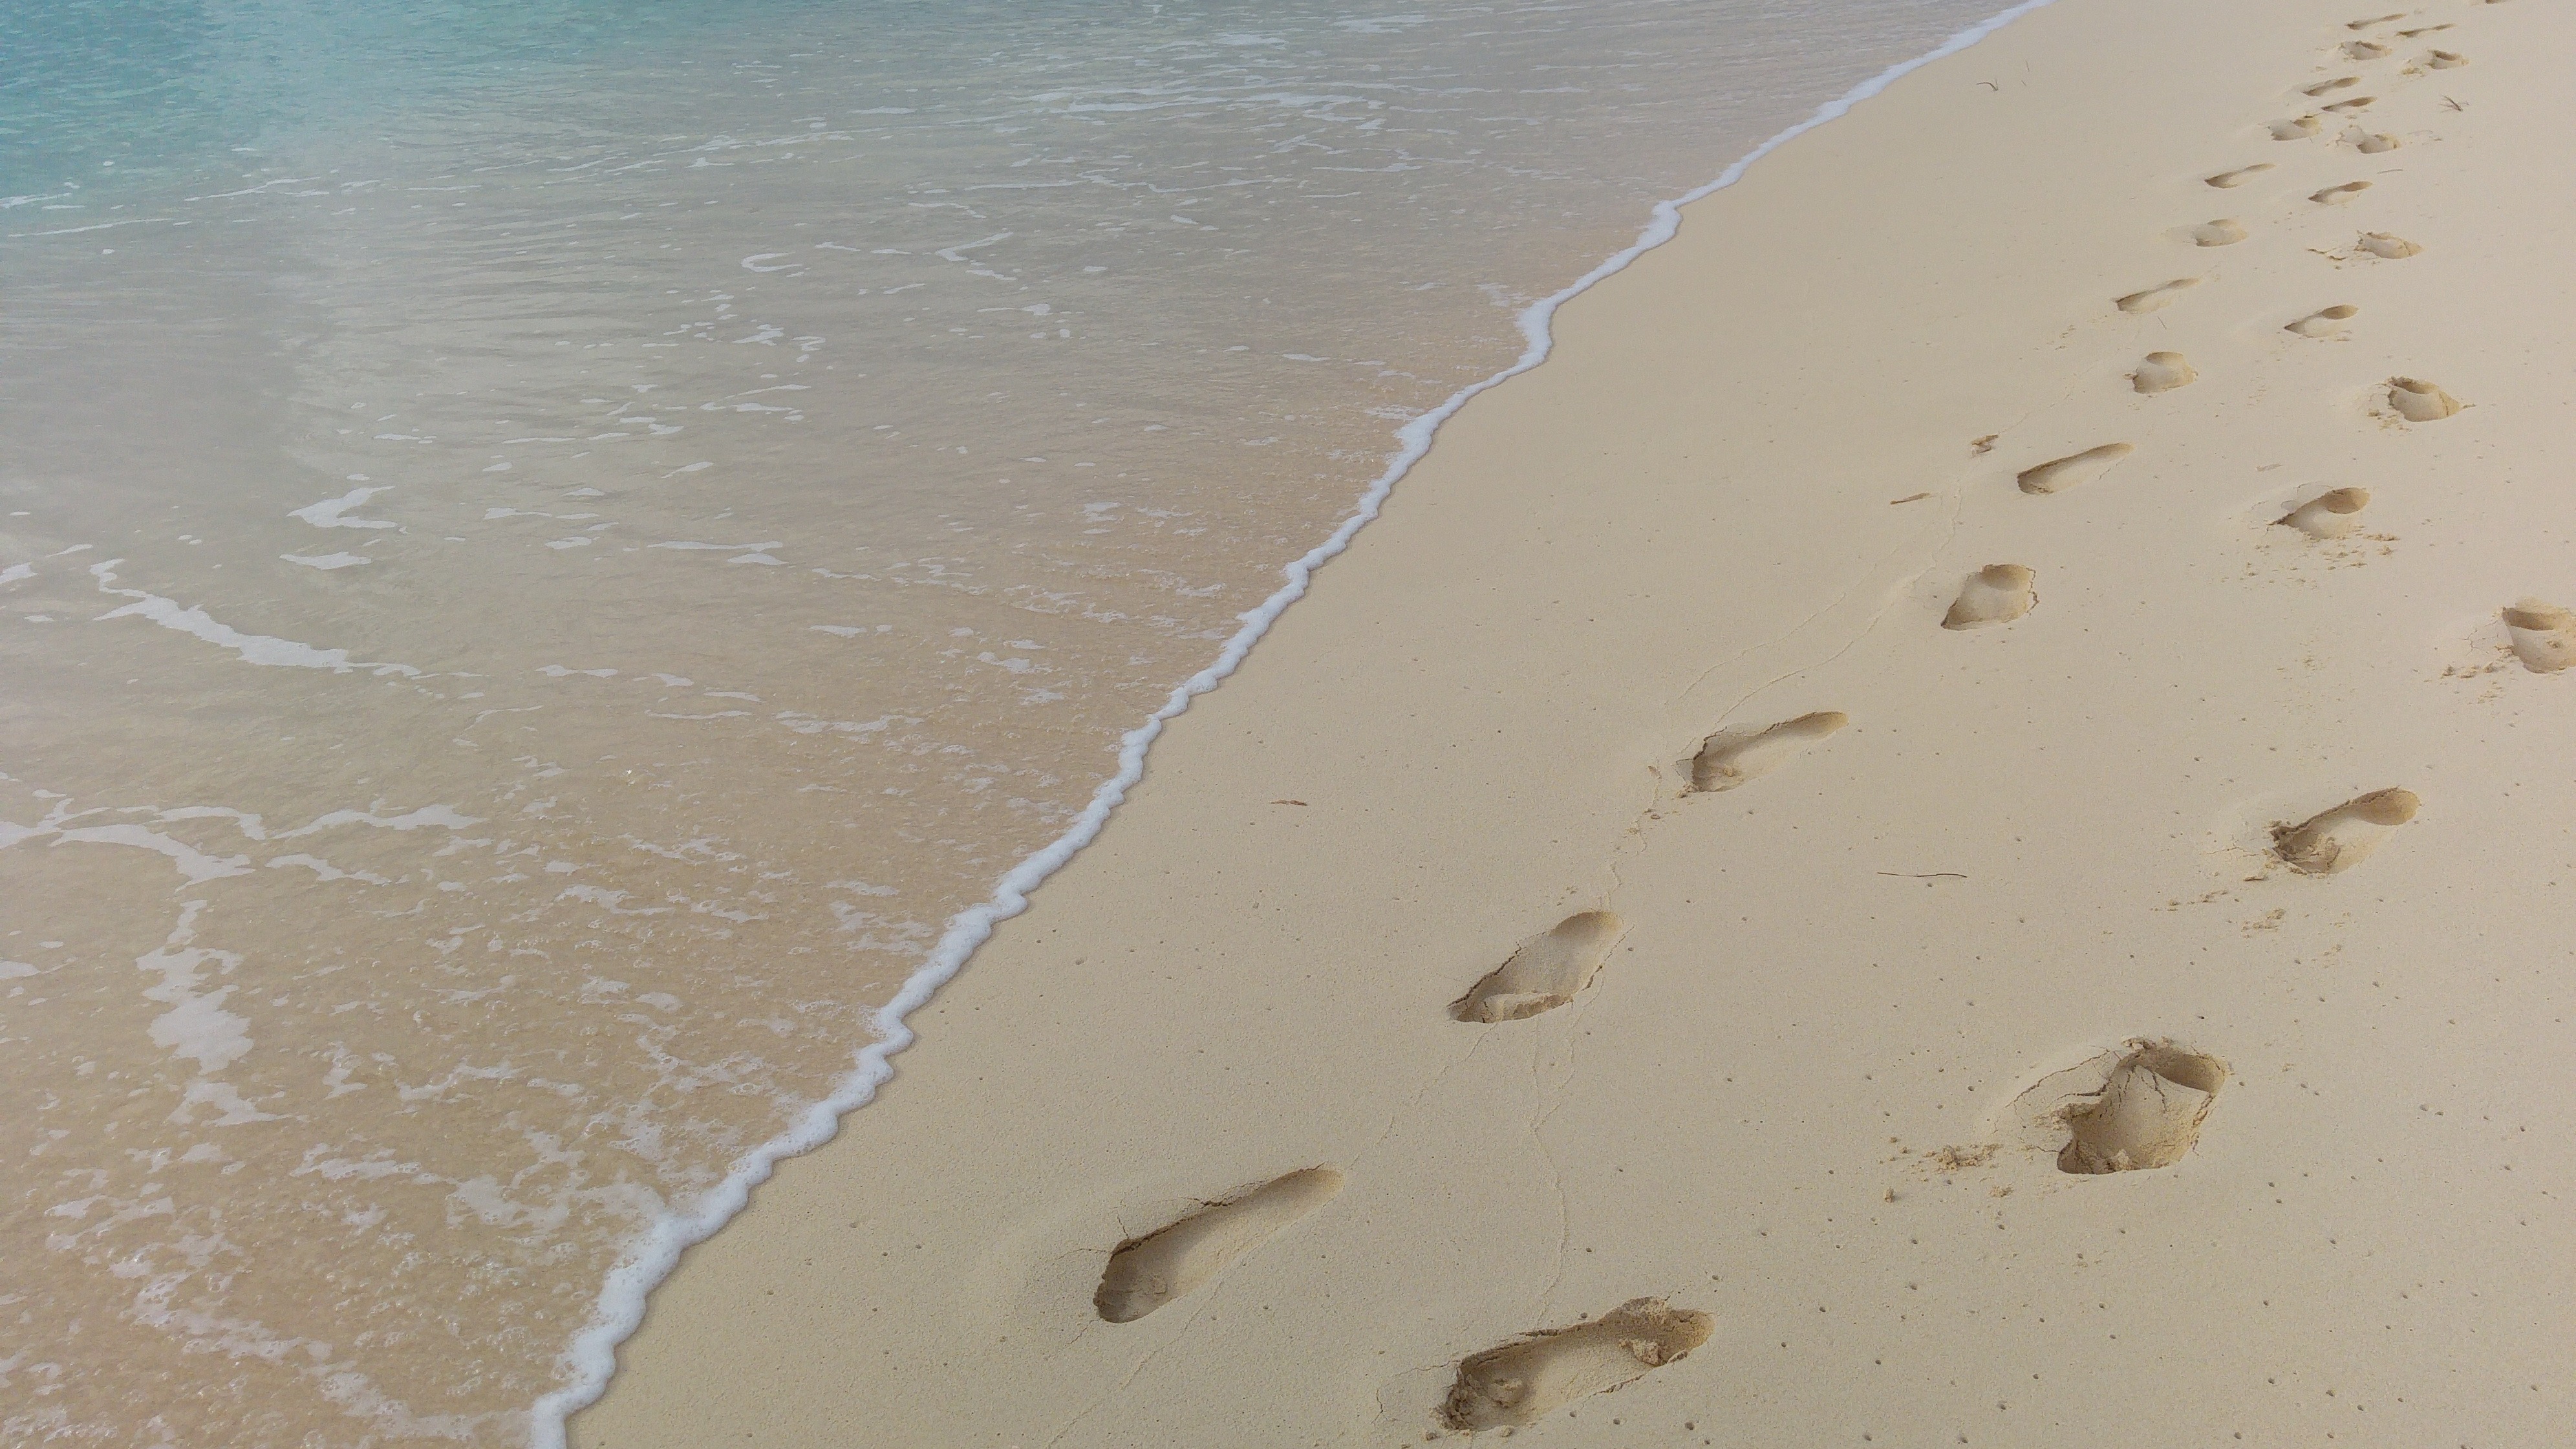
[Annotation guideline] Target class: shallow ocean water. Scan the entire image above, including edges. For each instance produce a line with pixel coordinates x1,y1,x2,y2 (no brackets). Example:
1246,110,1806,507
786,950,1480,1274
3,1,2001,1441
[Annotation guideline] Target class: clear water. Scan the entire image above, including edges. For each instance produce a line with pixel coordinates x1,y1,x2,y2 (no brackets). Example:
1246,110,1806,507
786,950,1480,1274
3,1,2003,1441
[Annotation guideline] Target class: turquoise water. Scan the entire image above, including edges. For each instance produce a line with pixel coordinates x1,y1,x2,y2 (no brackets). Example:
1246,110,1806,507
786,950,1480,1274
2,2,2008,1443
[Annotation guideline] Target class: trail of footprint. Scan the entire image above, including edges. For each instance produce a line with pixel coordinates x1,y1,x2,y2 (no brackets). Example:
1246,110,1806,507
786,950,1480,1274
1451,911,1626,1023
2270,115,2323,140
2276,486,2370,538
1686,711,1848,793
2502,599,2576,672
1942,565,2036,630
2387,376,2461,421
2132,351,2196,394
2302,75,2363,96
2286,304,2359,338
2346,129,2401,153
2052,1041,2230,1174
2116,277,2200,313
2273,788,2420,874
2206,162,2275,188
1440,1299,1713,1431
2192,218,2249,246
2311,181,2373,204
2358,231,2422,258
2017,442,2134,495
1093,1168,1345,1322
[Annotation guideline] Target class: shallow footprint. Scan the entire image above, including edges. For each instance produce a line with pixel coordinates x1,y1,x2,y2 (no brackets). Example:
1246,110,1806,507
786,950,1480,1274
1942,565,2035,630
2017,442,2135,495
1687,711,1848,793
2343,39,2392,58
2346,12,2403,28
2303,74,2362,96
2116,277,2199,314
2205,162,2275,188
2347,129,2401,153
2312,180,2373,204
2286,304,2359,338
2275,486,2370,538
1095,1168,1345,1323
2192,218,2249,246
2321,96,2377,113
2502,599,2576,673
2397,23,2453,36
2132,351,2196,394
2273,788,2420,875
1441,1299,1713,1432
2055,1041,2230,1174
2359,231,2422,259
1451,911,1626,1023
2270,115,2322,140
2387,376,2461,421
2425,48,2468,67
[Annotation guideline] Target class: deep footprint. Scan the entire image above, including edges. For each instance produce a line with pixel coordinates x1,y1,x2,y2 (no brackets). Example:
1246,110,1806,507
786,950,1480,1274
2192,218,2249,246
1451,911,1627,1023
2205,162,2275,188
2387,376,2461,421
2321,96,2377,113
2302,75,2362,96
1094,1168,1345,1322
2017,442,2135,495
2132,351,2196,394
2311,180,2372,204
2055,1040,2230,1174
2359,231,2422,259
2502,599,2576,673
1942,565,2036,629
2286,304,2359,338
2276,486,2370,538
2273,788,2420,874
2116,277,2200,314
1441,1299,1713,1431
1686,711,1849,793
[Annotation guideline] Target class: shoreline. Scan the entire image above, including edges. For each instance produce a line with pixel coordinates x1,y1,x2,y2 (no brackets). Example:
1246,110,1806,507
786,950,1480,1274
578,0,2576,1441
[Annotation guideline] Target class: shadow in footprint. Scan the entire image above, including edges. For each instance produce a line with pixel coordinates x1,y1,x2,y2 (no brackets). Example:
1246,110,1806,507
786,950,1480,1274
2358,231,2421,259
2205,162,2274,188
1094,1168,1345,1323
2286,304,2359,338
1441,1299,1713,1432
2303,75,2362,96
2503,599,2576,673
1686,711,1848,793
2387,376,2461,422
2192,219,2249,246
2273,788,2420,875
2132,352,2196,394
1451,911,1626,1023
2276,486,2370,539
2117,278,2199,314
2055,1041,2230,1175
1942,565,2036,629
2322,96,2376,114
2017,442,2134,495
2312,181,2372,204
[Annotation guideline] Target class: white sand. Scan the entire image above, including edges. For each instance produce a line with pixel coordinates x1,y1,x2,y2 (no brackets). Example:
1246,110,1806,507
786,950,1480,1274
577,0,2576,1441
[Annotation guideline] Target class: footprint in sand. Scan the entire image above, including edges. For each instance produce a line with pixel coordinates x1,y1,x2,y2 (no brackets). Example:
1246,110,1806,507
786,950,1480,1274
2321,96,2377,114
1686,711,1848,793
2205,162,2275,188
2275,486,2371,538
2311,181,2373,204
2286,304,2359,338
1441,1299,1713,1432
2346,129,2402,153
1093,1168,1344,1323
2387,376,2462,422
2425,48,2469,68
2273,788,2420,875
2017,442,2134,495
2343,39,2393,59
2192,218,2249,246
1941,565,2036,630
2358,231,2423,259
2052,1041,2230,1175
2270,116,2323,140
1451,911,1626,1023
2131,352,2196,394
2302,75,2363,96
2397,24,2453,37
2346,12,2404,30
2502,599,2576,673
2116,278,2200,314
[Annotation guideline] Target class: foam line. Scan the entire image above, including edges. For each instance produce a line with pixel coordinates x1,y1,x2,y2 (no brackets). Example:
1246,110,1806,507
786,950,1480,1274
526,1,2061,1439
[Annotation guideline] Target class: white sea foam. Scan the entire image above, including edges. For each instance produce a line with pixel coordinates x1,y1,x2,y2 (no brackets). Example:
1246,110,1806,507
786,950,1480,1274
526,2,2063,1438
92,561,423,676
289,485,396,529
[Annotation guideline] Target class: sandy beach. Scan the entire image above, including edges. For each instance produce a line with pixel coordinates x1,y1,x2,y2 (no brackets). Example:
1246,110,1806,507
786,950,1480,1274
575,0,2574,1441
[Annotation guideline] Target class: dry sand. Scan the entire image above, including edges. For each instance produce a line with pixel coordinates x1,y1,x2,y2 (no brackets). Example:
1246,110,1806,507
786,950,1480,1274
575,0,2575,1441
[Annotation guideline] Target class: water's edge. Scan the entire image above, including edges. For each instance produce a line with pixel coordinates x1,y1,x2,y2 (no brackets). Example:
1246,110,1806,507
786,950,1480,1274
526,1,2061,1439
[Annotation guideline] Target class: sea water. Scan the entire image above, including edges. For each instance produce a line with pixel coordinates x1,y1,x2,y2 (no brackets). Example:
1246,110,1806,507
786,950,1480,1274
3,1,2013,1441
